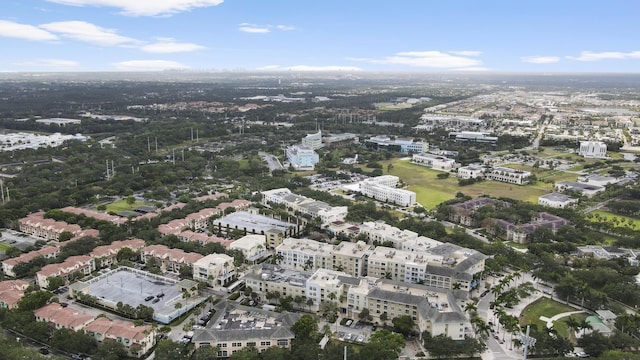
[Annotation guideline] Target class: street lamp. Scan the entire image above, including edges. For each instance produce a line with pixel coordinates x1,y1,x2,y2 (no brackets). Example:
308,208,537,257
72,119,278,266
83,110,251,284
518,325,537,360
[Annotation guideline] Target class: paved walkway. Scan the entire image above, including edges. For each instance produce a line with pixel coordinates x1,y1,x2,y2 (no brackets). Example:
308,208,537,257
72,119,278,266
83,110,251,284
539,310,585,329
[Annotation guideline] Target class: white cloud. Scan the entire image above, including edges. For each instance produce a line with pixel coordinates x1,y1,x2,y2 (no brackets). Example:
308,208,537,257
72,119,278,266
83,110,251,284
0,20,58,41
113,60,187,71
276,25,295,31
449,50,482,57
348,51,481,69
40,21,141,46
141,38,205,53
521,56,560,64
259,65,361,72
13,59,80,68
453,67,490,71
239,26,270,34
238,23,295,33
568,51,640,61
45,0,224,17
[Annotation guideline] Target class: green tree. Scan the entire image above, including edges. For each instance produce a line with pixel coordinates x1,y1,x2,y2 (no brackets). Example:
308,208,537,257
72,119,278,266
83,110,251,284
291,314,318,341
153,340,189,360
18,290,53,311
229,346,260,360
50,328,97,356
93,341,128,360
358,308,373,323
47,276,65,291
391,315,415,336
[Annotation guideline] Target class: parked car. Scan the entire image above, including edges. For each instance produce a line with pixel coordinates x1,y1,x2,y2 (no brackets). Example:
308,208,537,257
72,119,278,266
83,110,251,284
152,298,160,304
345,319,353,327
144,296,154,301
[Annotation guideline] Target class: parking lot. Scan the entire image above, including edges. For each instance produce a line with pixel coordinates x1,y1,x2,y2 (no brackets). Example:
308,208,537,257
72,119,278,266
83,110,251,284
0,230,39,251
320,317,374,344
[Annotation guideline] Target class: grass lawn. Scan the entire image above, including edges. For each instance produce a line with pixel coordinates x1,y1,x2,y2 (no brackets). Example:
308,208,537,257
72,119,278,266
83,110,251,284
106,199,152,213
520,297,581,339
587,210,640,230
386,159,548,208
0,242,14,251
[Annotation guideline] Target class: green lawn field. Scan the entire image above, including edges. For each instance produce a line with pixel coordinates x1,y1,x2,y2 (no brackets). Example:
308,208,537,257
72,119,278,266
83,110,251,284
0,242,14,251
386,159,548,208
106,199,152,213
520,297,586,340
587,209,640,230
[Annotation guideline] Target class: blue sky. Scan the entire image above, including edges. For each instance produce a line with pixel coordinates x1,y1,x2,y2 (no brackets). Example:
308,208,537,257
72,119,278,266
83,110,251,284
1,0,639,72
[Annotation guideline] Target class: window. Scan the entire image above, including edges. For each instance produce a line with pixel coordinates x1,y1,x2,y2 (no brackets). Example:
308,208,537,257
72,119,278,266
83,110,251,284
220,343,227,348
277,339,288,346
232,342,242,347
246,342,256,347
260,341,271,346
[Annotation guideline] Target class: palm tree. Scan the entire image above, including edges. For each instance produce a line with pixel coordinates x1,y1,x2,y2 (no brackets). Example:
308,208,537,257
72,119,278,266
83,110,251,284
565,317,581,337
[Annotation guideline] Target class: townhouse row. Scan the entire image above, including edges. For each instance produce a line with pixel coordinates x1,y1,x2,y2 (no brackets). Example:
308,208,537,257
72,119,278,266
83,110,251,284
34,303,155,357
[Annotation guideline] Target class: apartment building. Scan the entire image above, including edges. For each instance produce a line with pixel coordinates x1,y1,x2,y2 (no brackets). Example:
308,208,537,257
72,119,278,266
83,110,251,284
84,317,155,357
34,303,95,331
35,303,155,357
192,253,236,287
331,241,373,277
192,300,299,357
0,279,28,309
140,245,204,274
305,268,357,311
212,211,300,249
2,245,60,277
347,279,472,339
19,211,81,241
90,239,146,268
243,264,309,305
489,212,571,244
228,234,270,263
360,220,419,248
367,247,444,284
36,255,95,289
261,188,347,224
447,197,499,226
276,237,333,272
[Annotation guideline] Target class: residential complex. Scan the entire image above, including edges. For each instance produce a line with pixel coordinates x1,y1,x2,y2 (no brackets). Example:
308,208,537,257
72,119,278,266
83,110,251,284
261,188,348,224
192,253,237,286
192,300,300,357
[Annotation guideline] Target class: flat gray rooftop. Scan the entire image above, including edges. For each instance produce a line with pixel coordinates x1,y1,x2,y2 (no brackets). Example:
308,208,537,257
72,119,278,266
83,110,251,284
87,268,183,318
214,211,295,232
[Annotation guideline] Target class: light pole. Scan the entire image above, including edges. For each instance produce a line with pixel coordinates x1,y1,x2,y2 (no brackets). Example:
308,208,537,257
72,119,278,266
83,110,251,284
518,325,537,360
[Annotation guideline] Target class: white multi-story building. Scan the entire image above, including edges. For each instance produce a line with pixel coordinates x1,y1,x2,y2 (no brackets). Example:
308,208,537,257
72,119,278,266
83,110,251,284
486,167,531,185
192,253,236,287
358,176,416,207
261,188,347,224
305,268,355,310
367,247,444,284
360,220,419,248
285,145,319,170
276,237,333,272
457,165,486,179
411,153,459,171
228,235,269,263
302,130,323,150
579,141,607,158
